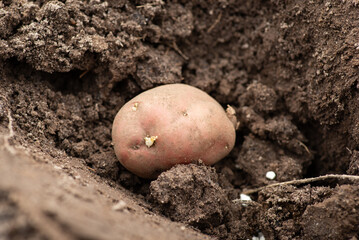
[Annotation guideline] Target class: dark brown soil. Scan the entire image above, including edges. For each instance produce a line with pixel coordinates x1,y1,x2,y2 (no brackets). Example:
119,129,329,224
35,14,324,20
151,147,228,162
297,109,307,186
1,0,359,239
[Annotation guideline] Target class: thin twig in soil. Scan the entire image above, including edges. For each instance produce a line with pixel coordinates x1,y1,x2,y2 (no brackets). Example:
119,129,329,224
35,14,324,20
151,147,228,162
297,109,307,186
296,139,311,155
79,69,90,78
2,109,17,154
207,12,222,33
171,41,189,60
242,174,359,195
136,2,162,8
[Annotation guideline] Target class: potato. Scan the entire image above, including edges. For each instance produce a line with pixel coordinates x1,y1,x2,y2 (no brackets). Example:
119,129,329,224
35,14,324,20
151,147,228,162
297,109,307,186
112,84,236,178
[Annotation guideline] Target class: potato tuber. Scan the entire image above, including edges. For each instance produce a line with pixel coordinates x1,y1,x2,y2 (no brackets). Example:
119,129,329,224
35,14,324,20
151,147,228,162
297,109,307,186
112,84,236,178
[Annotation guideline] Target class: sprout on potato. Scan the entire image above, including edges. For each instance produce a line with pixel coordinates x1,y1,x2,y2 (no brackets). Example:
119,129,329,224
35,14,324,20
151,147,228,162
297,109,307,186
144,135,158,148
132,102,139,111
112,83,237,178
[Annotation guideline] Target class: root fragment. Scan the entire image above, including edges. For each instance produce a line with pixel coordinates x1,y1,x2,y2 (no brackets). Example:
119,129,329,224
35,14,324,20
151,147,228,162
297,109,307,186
242,174,359,195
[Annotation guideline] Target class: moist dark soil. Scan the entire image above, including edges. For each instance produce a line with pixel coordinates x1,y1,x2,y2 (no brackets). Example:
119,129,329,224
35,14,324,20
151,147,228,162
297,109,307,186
1,0,359,239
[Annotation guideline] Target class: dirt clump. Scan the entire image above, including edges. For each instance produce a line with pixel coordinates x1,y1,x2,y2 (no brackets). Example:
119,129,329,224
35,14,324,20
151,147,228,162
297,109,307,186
150,164,260,239
236,135,304,187
256,183,359,240
0,190,45,240
301,185,359,240
258,184,332,239
1,0,359,239
150,164,232,226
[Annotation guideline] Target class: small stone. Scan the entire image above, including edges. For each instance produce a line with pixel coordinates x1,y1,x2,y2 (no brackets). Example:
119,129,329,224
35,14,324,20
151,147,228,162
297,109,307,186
266,171,276,180
54,165,62,170
252,232,265,240
240,194,252,201
112,200,127,211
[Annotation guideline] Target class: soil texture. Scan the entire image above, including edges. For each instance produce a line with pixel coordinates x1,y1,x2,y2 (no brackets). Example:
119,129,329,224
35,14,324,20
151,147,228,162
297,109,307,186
1,0,359,239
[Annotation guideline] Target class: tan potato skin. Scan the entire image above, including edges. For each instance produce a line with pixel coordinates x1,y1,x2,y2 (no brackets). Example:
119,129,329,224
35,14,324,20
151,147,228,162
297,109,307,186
112,84,236,178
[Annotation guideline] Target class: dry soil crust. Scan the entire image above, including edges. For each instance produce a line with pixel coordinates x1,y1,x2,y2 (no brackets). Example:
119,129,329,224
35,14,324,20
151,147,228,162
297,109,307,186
1,0,359,239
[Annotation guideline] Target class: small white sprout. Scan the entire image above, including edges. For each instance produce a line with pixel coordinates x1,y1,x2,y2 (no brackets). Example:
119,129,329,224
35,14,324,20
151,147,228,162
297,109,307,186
144,135,158,148
132,102,139,111
226,104,236,116
226,105,240,130
266,171,276,180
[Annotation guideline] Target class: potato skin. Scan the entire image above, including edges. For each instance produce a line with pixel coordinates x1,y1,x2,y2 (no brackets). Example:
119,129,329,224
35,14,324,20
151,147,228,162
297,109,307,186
112,84,236,178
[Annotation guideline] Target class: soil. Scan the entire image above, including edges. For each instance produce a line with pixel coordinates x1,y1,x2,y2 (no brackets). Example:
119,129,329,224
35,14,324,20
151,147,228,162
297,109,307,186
0,0,359,239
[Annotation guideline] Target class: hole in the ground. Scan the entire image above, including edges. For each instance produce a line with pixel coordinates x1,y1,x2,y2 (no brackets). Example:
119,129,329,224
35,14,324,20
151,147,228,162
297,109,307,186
296,119,349,178
45,69,99,95
112,76,142,101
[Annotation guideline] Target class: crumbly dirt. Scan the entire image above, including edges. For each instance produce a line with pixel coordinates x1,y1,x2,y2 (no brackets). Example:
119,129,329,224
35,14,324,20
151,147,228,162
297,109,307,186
1,0,359,239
